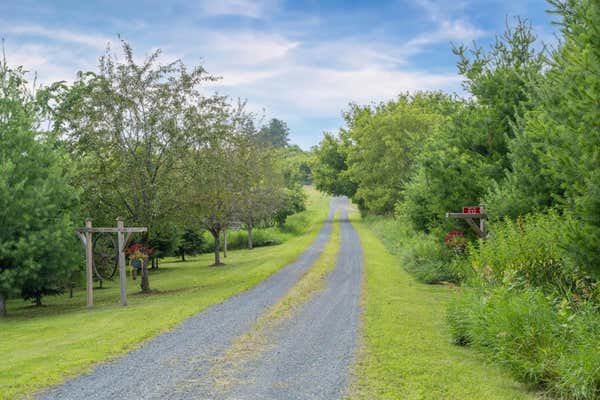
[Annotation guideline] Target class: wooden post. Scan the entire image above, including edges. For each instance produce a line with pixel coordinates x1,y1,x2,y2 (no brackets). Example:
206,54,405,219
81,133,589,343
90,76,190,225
479,204,487,240
223,229,228,258
117,218,127,306
85,218,93,308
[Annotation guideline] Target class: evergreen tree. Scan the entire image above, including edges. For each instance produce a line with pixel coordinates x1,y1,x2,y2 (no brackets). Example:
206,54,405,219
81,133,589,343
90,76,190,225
258,118,290,148
0,59,79,314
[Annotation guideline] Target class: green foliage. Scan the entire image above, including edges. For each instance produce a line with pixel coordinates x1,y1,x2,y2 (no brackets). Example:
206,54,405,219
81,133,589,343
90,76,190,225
351,215,534,400
280,145,312,186
447,287,600,399
345,92,456,214
364,216,462,284
492,0,600,273
461,212,583,294
0,59,79,309
257,118,290,148
310,7,600,398
177,228,207,259
448,210,600,399
311,132,356,199
273,185,307,226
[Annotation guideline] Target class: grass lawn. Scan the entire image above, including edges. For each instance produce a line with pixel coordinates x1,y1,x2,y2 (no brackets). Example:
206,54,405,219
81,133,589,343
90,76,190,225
349,213,538,400
0,188,329,400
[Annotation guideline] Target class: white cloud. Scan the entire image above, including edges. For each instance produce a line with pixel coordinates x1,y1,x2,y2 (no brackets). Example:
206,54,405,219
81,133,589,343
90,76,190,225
219,64,459,116
4,25,111,49
5,43,97,83
405,19,484,50
2,7,474,146
196,0,276,18
208,31,299,65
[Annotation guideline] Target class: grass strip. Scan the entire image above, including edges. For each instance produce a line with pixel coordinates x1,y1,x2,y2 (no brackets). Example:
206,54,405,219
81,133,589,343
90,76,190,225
0,189,329,400
211,211,342,391
348,212,538,400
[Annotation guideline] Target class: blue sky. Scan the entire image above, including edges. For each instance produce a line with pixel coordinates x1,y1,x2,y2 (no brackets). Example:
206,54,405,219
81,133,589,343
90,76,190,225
1,0,557,149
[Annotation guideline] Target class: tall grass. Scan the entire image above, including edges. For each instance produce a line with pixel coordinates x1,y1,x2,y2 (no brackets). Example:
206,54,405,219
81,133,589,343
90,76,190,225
447,211,600,399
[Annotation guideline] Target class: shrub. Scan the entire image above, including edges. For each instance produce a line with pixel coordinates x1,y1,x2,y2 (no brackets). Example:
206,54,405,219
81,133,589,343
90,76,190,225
364,215,462,283
458,211,589,299
447,287,600,399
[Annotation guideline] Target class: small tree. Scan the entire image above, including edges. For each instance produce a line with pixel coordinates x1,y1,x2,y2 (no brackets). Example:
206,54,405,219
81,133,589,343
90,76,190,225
184,98,242,266
0,58,79,315
177,228,205,261
234,135,284,249
56,40,216,290
257,118,290,148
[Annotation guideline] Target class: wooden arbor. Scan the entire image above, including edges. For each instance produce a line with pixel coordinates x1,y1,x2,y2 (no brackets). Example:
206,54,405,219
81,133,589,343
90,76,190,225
446,205,487,239
76,218,147,308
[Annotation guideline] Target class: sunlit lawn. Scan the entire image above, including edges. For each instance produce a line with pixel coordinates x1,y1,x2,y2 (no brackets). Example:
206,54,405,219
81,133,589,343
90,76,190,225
0,188,329,400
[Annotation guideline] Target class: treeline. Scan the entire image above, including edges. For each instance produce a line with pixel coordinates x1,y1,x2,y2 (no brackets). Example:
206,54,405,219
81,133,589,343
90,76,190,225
0,41,311,315
313,1,599,398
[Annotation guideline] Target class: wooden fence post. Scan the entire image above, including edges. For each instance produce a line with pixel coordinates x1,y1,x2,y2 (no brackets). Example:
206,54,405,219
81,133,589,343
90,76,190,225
117,218,127,306
479,204,487,240
85,218,93,308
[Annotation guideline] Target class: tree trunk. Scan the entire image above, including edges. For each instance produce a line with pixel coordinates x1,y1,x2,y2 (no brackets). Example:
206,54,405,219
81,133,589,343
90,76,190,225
140,234,151,293
0,294,6,317
35,294,42,307
247,225,253,250
181,251,185,262
212,229,222,266
223,230,228,258
141,257,150,292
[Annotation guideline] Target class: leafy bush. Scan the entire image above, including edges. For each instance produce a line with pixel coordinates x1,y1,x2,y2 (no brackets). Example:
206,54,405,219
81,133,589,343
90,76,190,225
448,211,600,399
447,287,600,399
457,211,596,302
364,215,462,283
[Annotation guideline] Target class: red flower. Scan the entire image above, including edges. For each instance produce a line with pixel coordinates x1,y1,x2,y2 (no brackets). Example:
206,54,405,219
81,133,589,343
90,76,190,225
445,230,464,244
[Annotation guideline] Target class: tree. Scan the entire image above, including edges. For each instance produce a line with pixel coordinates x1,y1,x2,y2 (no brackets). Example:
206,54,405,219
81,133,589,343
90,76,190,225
184,98,247,265
257,118,290,148
312,132,356,199
56,40,216,290
234,134,284,249
0,58,79,315
494,0,600,273
177,228,206,261
280,145,312,186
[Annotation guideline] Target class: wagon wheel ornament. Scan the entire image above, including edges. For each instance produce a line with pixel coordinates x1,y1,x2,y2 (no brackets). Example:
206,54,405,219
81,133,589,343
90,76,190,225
92,234,119,281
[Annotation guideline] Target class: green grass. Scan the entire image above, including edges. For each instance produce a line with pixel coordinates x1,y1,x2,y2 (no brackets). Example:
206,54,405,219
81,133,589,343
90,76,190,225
348,213,538,400
0,188,329,400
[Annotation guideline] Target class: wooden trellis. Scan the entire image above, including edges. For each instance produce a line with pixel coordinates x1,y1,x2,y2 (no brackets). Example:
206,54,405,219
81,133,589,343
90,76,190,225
76,218,147,308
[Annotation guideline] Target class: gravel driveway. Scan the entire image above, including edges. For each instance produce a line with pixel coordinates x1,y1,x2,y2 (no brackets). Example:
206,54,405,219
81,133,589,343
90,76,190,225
38,197,363,400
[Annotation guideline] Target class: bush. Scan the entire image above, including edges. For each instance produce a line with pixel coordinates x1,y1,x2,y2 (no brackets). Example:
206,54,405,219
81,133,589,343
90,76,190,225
447,211,600,399
447,287,600,399
457,211,594,301
364,215,462,283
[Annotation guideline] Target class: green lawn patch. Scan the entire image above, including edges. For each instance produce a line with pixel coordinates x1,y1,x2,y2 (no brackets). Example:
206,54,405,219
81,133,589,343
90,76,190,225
348,213,538,400
0,189,329,400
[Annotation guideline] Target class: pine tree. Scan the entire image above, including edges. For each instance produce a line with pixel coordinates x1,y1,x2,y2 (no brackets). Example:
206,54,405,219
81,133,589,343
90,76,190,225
0,59,79,315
